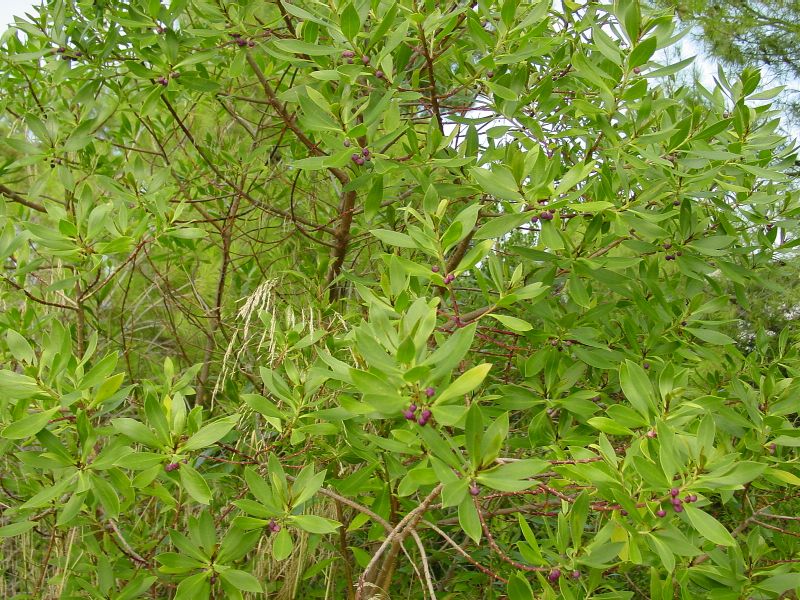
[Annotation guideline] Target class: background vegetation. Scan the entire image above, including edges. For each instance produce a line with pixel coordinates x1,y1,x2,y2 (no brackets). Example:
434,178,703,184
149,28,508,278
0,0,799,598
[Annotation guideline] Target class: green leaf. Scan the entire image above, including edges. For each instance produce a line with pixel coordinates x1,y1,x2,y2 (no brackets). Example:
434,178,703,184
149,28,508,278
470,166,523,201
273,39,340,56
2,408,58,440
458,496,481,542
5,329,34,363
340,4,361,40
174,572,210,600
0,520,35,538
434,363,492,405
629,37,657,68
179,464,212,505
219,569,263,593
289,514,341,534
643,56,695,78
684,328,736,345
371,229,417,248
272,527,293,561
618,360,656,419
507,573,535,600
683,505,735,546
488,314,532,332
0,370,41,399
182,415,238,451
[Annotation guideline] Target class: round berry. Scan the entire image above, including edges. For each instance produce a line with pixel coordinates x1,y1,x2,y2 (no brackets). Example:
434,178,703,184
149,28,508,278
165,462,180,472
421,409,432,420
663,242,672,249
409,404,417,412
431,265,440,273
540,211,554,221
362,147,370,157
530,215,539,223
643,362,650,369
403,409,415,420
342,50,355,58
469,483,480,496
354,156,365,165
656,509,667,517
674,504,683,513
375,70,384,79
425,387,435,398
688,494,697,503
571,570,580,580
548,569,561,583
633,66,641,74
670,487,679,497
362,55,370,64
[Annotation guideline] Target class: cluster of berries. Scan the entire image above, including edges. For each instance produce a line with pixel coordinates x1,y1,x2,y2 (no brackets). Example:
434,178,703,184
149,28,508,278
403,404,433,426
547,569,581,583
231,33,255,47
655,488,698,516
268,519,281,533
403,388,435,425
351,147,370,165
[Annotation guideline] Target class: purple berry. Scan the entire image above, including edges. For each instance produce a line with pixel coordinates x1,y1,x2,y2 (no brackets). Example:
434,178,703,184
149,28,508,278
548,569,561,583
425,387,435,398
673,200,680,206
409,404,417,412
469,483,480,496
344,139,351,147
674,504,683,513
530,215,539,222
665,254,675,261
646,430,657,438
417,416,428,426
421,409,432,420
269,519,281,532
355,157,365,165
486,70,494,78
670,487,679,497
362,147,370,156
663,242,672,249
236,38,248,47
342,50,355,58
688,494,697,503
362,55,370,64
248,40,255,47
672,497,682,506
375,70,384,79
431,265,440,273
165,462,180,472
656,509,666,517
403,409,415,420
540,211,553,221
571,570,580,580
633,66,641,74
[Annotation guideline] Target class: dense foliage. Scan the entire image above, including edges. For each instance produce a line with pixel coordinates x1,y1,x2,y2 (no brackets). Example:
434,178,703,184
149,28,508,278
1,0,799,598
662,0,800,125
